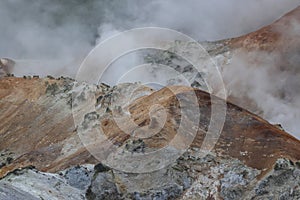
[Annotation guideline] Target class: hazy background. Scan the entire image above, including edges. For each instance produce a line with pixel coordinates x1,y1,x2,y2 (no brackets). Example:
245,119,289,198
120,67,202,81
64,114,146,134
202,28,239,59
0,0,299,77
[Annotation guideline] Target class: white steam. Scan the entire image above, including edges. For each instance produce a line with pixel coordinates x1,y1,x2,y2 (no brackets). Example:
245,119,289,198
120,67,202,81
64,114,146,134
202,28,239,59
223,50,300,138
0,0,299,77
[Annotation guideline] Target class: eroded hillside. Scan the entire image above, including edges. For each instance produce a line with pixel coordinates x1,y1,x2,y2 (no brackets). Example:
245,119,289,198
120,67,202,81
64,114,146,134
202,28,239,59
0,77,299,199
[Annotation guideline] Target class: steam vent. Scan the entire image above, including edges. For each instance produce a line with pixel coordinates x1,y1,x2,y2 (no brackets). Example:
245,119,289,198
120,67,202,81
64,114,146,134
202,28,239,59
0,58,15,78
1,3,300,200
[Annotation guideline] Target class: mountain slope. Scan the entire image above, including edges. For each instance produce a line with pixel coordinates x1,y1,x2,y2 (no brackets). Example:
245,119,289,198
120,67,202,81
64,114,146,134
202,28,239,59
0,77,299,199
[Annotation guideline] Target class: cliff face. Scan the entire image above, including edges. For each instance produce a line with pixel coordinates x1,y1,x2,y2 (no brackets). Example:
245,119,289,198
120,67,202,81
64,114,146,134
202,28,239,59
1,6,300,200
0,76,299,199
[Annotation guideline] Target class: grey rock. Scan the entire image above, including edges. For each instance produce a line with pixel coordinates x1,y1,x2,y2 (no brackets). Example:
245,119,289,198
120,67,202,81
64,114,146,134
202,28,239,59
86,171,120,200
62,165,94,190
0,168,86,200
0,183,40,200
252,159,300,200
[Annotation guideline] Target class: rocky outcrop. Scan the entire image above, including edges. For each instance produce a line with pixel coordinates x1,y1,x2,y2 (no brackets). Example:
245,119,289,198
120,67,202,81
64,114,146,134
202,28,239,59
0,77,99,178
0,76,299,199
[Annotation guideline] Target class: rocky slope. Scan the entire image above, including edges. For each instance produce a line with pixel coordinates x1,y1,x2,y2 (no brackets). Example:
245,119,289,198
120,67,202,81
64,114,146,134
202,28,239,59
144,6,300,137
230,5,300,52
0,6,300,200
0,76,299,199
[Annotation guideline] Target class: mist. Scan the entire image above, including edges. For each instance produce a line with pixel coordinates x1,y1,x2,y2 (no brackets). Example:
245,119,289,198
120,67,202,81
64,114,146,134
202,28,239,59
222,14,300,138
0,0,299,77
223,50,300,138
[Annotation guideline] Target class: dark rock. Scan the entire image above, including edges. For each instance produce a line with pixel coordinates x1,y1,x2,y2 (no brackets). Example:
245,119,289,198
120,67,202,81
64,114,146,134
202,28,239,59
274,158,294,171
129,184,183,200
86,172,120,200
124,139,145,154
46,83,59,96
63,166,93,190
94,163,110,173
47,75,55,79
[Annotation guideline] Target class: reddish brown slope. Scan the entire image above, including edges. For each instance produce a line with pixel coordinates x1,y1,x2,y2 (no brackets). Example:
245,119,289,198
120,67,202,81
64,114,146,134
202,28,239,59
230,6,300,52
1,77,299,179
0,77,98,178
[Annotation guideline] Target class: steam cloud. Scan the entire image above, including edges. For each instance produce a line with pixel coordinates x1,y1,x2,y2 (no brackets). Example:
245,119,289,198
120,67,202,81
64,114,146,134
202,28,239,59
0,0,299,76
0,0,299,138
223,51,300,138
